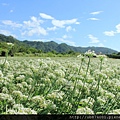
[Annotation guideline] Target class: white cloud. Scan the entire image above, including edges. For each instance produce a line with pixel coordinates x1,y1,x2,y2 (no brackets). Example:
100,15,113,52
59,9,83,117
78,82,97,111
88,34,100,43
116,24,120,33
22,16,47,36
0,30,10,35
75,22,80,24
66,26,76,32
47,26,57,31
22,27,47,36
40,13,54,19
87,18,99,21
52,19,65,28
23,16,43,28
2,3,9,6
31,39,48,42
66,26,72,32
56,38,76,46
104,31,115,36
104,24,120,36
52,18,78,28
98,43,104,47
2,20,22,28
88,34,104,47
90,11,103,15
0,30,17,38
62,35,68,39
10,10,13,13
62,35,72,39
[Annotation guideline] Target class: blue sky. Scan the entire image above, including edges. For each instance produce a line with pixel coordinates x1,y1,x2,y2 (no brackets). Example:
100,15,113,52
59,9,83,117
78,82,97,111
0,0,120,51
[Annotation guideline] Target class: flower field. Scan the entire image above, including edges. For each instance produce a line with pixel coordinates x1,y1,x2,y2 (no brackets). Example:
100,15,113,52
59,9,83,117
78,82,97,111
0,54,120,114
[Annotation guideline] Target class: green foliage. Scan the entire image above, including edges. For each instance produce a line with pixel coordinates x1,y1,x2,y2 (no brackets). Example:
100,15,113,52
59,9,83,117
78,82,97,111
107,54,120,59
0,34,118,57
23,40,118,54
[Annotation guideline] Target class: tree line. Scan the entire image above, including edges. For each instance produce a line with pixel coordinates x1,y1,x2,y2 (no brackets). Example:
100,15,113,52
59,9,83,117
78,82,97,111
0,34,119,58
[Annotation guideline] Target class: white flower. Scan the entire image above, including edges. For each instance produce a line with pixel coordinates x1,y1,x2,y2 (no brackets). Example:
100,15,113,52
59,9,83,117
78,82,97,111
77,54,85,61
16,83,23,89
6,109,16,114
12,90,23,97
46,100,56,110
0,93,10,100
97,96,106,105
79,97,95,108
109,109,120,114
21,82,28,87
16,75,25,81
44,78,51,84
13,104,24,109
31,95,45,103
54,69,65,77
97,54,107,61
2,87,9,93
47,91,64,101
56,78,67,85
105,91,115,99
0,70,3,77
85,50,96,57
76,107,94,114
6,74,14,79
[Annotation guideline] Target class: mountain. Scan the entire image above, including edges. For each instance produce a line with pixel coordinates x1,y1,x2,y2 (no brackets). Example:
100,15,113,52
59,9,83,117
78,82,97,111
0,34,29,47
0,34,118,54
23,40,118,54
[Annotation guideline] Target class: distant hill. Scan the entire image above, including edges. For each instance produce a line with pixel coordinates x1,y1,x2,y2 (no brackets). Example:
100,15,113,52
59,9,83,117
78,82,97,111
0,34,118,54
23,40,118,54
0,34,29,47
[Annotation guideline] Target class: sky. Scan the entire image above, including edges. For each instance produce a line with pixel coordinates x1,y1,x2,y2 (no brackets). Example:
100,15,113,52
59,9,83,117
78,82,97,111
0,0,120,51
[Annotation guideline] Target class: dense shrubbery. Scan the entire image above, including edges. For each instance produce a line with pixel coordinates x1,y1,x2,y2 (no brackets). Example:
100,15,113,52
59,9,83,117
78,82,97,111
107,53,120,59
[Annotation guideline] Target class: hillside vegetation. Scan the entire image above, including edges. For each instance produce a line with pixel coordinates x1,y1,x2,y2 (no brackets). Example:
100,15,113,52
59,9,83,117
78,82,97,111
23,40,118,54
0,34,118,57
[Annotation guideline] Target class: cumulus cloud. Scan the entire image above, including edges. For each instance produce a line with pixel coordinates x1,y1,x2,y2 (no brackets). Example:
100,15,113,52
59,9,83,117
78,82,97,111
47,26,57,31
88,34,100,43
31,39,48,42
1,13,79,38
23,16,43,28
40,13,54,19
2,20,22,28
87,18,99,21
97,43,105,47
104,24,120,36
56,38,76,46
66,26,76,32
62,35,72,39
52,18,79,28
88,34,104,47
104,31,115,36
116,24,120,33
0,30,17,38
52,19,65,28
66,26,72,32
22,27,47,36
0,30,10,35
90,11,103,15
22,16,47,36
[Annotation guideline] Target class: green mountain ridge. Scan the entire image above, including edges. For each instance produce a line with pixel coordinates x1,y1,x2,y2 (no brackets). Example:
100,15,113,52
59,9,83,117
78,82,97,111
0,34,118,54
23,40,118,54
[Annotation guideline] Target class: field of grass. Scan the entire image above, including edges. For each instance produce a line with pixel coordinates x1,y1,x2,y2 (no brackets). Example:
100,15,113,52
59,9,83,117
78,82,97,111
0,55,120,114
